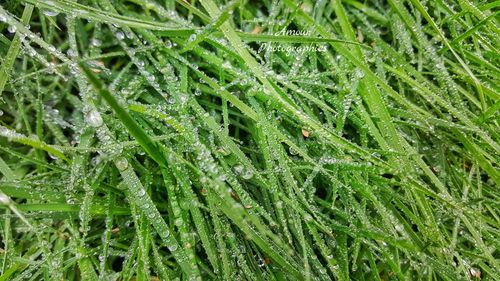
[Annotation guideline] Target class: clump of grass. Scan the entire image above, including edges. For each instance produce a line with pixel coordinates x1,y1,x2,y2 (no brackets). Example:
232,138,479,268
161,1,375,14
0,0,498,280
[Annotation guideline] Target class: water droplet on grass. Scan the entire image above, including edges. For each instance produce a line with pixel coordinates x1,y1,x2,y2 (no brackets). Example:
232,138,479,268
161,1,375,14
116,31,125,40
168,244,178,252
43,10,59,17
234,165,244,174
138,188,146,197
116,157,129,171
48,153,59,160
469,267,481,278
91,38,101,47
67,49,77,57
242,169,253,179
85,109,103,127
0,193,10,204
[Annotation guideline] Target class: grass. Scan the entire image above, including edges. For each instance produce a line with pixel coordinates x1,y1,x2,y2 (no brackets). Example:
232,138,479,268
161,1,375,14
0,0,499,280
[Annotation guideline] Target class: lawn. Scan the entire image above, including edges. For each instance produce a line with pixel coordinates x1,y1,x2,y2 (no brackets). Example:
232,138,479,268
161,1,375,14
0,0,499,280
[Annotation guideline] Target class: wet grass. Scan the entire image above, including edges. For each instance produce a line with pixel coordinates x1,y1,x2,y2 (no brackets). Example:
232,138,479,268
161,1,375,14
0,0,499,280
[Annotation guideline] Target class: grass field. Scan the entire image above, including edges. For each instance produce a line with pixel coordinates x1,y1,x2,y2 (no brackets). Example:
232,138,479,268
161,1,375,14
0,0,499,280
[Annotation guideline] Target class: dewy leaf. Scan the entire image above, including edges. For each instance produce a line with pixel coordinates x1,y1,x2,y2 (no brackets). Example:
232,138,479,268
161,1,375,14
1,0,499,279
24,0,196,32
0,5,33,98
80,63,167,168
0,125,68,161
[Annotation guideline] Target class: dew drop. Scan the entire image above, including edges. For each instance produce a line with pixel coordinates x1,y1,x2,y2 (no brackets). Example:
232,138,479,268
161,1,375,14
234,165,244,175
48,153,59,160
469,267,480,278
0,193,10,204
138,188,146,197
8,25,16,33
116,31,125,40
116,157,129,171
67,49,77,58
43,10,59,17
91,38,101,47
168,244,178,252
85,109,103,127
242,169,253,180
